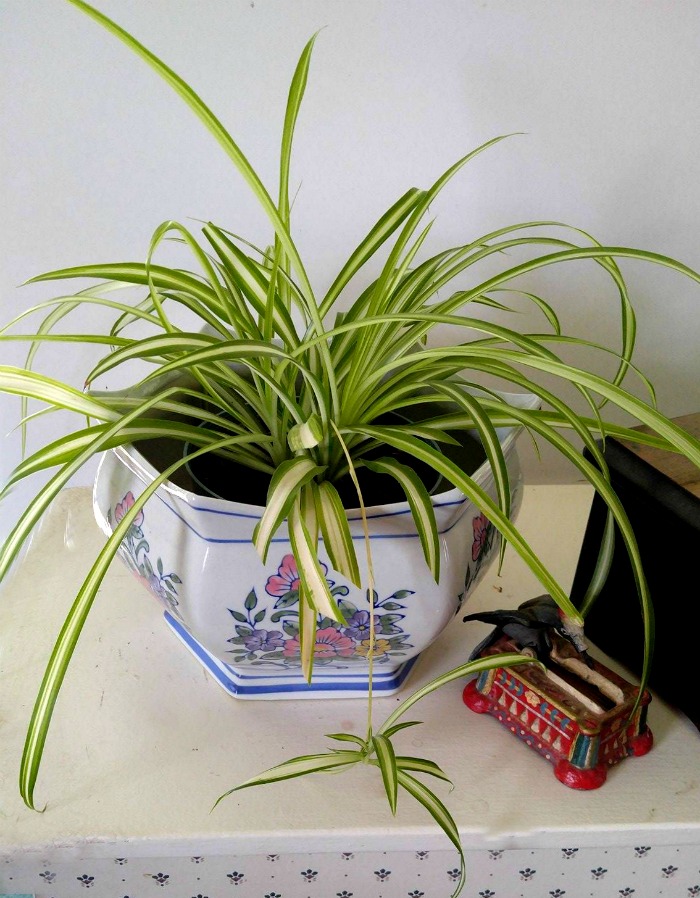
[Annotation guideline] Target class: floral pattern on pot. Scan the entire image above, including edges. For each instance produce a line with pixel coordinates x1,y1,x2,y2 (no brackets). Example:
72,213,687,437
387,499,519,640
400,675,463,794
225,554,415,669
458,512,499,610
107,491,183,621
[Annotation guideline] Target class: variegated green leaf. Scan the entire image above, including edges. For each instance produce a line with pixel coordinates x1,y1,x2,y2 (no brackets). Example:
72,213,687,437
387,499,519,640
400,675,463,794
433,383,510,517
381,720,423,738
315,481,361,588
348,426,578,619
379,652,537,736
396,770,465,898
288,494,344,623
0,418,268,497
27,262,225,312
320,188,425,317
85,331,216,384
213,749,362,809
288,413,323,452
253,457,325,562
63,0,317,306
395,755,453,784
0,366,117,421
202,223,299,347
363,457,440,581
372,733,398,815
279,32,318,228
19,432,261,809
325,733,368,748
297,586,317,682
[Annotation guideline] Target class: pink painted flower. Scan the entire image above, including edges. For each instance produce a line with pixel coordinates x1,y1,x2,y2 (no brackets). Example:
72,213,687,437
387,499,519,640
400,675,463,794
114,491,144,528
472,512,491,562
265,553,329,597
283,626,355,658
266,554,301,596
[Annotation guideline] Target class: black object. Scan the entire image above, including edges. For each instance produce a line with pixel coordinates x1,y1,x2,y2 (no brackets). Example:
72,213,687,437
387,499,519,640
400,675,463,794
464,594,592,665
570,421,700,730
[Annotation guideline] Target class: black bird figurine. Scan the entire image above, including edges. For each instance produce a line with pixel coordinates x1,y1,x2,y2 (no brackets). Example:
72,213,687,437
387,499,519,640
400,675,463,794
463,594,593,666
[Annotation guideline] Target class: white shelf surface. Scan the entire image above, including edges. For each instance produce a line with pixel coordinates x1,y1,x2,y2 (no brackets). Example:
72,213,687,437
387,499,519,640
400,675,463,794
1,484,698,858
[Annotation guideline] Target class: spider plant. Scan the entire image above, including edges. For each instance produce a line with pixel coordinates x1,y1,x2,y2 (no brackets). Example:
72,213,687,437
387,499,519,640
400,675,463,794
2,1,700,894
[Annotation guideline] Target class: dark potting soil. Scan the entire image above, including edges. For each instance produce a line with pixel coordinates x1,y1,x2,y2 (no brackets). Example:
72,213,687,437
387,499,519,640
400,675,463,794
135,404,487,508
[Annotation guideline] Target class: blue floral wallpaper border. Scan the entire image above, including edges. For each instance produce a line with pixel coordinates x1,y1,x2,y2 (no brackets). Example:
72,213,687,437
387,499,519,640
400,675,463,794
3,843,700,898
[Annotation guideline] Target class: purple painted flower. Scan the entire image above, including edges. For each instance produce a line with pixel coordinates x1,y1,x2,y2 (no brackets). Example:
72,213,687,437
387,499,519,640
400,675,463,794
343,610,373,641
149,574,169,602
114,492,144,528
244,629,285,652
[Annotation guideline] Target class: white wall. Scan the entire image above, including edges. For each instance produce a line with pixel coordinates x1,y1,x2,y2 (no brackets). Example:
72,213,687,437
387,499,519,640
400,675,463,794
2,0,699,546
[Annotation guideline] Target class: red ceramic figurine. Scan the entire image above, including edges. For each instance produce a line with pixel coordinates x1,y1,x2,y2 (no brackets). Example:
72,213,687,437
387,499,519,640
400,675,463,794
463,595,653,790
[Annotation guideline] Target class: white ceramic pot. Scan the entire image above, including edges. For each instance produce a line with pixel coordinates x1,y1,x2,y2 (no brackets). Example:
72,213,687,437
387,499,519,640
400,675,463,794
93,391,537,699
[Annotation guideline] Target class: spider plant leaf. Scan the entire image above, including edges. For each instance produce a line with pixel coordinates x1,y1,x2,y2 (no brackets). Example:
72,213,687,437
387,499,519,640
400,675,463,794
347,426,578,619
315,480,361,588
369,134,515,319
372,733,399,815
578,509,616,616
297,586,317,683
213,749,362,808
253,456,326,562
342,219,437,396
0,367,117,421
279,31,318,226
487,350,700,464
0,333,132,347
3,285,136,454
263,250,282,343
369,343,700,468
85,331,217,384
363,457,440,582
419,405,677,453
0,418,264,496
0,285,137,335
379,652,536,737
148,219,244,333
288,413,323,452
437,244,700,322
479,405,655,697
27,262,225,312
396,770,465,898
488,287,562,333
202,223,299,348
383,423,460,446
432,382,511,520
325,732,367,747
63,0,316,304
289,494,344,624
381,720,423,738
525,331,657,408
395,756,453,784
141,340,330,434
299,481,319,545
0,388,208,583
320,187,425,317
19,433,259,809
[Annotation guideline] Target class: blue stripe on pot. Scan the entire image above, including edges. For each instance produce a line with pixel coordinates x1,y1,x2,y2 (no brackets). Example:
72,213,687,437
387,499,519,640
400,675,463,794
165,611,419,698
